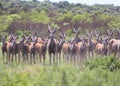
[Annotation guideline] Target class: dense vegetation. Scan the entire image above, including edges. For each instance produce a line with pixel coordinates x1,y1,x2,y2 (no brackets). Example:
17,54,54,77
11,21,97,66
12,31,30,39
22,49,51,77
0,0,120,37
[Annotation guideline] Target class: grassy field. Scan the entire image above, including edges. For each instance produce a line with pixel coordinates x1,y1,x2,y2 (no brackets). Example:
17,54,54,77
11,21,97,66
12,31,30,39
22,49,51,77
0,46,120,86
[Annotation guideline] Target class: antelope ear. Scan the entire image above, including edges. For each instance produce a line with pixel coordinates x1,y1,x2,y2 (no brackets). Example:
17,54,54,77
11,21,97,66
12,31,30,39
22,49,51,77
86,30,89,37
77,27,80,33
24,34,27,39
63,32,66,38
48,29,50,33
31,35,34,41
98,31,101,35
91,31,93,35
100,37,103,41
107,29,109,33
53,28,56,34
73,27,76,33
28,35,31,40
14,35,18,40
41,37,45,41
59,32,62,38
111,30,114,35
48,25,51,33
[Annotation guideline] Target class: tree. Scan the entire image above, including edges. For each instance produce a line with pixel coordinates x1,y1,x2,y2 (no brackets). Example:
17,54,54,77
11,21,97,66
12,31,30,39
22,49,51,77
32,0,39,2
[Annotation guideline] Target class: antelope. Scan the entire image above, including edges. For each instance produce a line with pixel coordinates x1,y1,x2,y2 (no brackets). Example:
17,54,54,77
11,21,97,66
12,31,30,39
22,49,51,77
116,29,120,39
35,38,48,64
95,38,108,56
108,39,120,57
2,35,7,61
62,41,70,62
68,40,78,64
29,35,38,64
47,25,57,65
6,34,18,64
68,28,81,64
77,37,87,62
86,31,95,58
56,32,66,63
2,34,14,63
21,35,31,62
15,36,26,62
73,27,81,43
9,35,19,62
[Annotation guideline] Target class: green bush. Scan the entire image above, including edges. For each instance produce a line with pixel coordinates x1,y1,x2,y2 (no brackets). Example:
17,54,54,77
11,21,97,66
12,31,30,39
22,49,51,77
85,55,120,71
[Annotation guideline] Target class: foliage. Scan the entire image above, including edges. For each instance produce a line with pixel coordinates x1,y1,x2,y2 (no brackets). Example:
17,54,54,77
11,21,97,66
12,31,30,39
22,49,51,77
0,14,21,32
85,55,120,71
0,0,120,34
108,15,120,29
0,55,120,86
28,10,50,24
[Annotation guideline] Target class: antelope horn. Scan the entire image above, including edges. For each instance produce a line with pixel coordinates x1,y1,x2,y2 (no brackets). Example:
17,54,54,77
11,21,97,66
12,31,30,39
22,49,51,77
14,35,18,40
53,27,56,33
86,30,89,36
63,32,66,38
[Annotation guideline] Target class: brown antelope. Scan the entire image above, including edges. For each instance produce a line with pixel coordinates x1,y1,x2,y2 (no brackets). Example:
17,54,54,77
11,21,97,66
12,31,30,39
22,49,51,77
108,39,120,57
77,37,87,62
9,35,19,62
6,34,18,64
47,25,57,65
62,41,70,62
35,38,48,64
68,28,81,64
95,38,108,56
2,34,14,63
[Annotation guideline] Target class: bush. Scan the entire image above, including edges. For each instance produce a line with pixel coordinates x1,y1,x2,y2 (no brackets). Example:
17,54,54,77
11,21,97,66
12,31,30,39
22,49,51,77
85,55,120,71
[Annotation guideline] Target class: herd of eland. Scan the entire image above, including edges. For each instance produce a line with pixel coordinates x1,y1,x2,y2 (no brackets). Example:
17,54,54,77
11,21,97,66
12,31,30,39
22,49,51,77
1,26,120,65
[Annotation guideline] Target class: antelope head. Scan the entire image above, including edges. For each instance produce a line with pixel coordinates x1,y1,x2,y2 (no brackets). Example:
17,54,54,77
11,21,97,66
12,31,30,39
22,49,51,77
59,32,66,41
73,27,80,37
107,29,114,39
48,25,56,39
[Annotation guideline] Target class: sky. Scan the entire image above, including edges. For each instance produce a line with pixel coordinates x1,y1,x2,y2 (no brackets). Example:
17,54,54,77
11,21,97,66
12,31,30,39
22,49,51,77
35,0,120,6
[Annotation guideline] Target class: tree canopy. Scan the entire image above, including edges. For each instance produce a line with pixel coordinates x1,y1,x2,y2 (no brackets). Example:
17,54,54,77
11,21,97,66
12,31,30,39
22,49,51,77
0,0,120,35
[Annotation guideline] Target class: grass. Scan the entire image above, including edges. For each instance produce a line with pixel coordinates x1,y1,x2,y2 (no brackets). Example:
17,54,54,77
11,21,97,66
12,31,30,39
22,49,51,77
0,44,120,86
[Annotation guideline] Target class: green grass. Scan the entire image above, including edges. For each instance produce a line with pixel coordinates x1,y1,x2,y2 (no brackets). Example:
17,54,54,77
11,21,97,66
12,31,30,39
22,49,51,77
0,46,120,86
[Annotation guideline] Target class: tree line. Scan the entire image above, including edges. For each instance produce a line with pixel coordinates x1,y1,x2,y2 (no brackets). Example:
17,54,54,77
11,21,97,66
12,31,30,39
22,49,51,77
0,0,120,37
